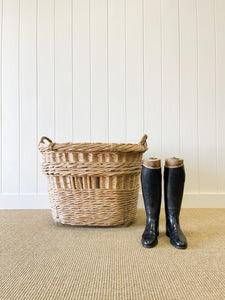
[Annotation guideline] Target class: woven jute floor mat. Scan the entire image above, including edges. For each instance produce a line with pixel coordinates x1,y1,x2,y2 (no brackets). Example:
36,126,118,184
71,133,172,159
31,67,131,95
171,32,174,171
0,208,224,299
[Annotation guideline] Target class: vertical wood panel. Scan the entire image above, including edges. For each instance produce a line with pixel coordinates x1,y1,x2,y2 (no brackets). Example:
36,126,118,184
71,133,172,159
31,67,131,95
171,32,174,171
73,0,91,142
215,0,225,192
125,0,143,144
0,0,2,193
197,0,217,192
2,0,20,193
108,0,126,143
90,0,108,142
143,0,161,158
20,0,37,193
0,0,225,202
37,0,54,193
179,0,198,193
55,0,72,142
161,0,180,157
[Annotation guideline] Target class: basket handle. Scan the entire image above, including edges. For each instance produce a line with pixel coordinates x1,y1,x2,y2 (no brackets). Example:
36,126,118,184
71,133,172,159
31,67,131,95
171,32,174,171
139,134,148,146
39,136,55,150
39,136,53,144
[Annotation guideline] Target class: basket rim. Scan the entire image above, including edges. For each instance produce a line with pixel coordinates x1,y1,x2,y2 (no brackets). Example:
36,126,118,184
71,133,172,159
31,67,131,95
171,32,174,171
39,135,148,153
39,141,148,153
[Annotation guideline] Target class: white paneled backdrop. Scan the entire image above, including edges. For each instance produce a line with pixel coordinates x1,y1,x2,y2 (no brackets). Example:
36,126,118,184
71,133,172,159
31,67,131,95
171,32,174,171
0,0,225,208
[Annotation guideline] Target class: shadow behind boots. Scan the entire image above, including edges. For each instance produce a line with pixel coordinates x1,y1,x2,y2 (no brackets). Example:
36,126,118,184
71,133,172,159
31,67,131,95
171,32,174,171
141,158,162,248
164,158,188,249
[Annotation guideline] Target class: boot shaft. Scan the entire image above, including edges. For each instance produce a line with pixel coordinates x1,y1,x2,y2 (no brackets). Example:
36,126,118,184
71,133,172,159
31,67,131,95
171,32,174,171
141,158,162,218
164,158,185,216
141,158,162,248
164,158,188,249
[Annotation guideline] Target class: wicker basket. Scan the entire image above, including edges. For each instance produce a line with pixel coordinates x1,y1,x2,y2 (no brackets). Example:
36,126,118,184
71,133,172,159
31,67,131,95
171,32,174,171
39,135,148,226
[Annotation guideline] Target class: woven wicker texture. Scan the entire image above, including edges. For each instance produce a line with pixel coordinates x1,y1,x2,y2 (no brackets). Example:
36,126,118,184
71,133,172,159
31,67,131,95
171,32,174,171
39,135,148,226
0,209,224,300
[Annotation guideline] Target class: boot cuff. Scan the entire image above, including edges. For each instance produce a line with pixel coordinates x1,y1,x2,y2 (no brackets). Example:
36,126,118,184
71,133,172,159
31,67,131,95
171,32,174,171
165,157,183,168
143,158,161,169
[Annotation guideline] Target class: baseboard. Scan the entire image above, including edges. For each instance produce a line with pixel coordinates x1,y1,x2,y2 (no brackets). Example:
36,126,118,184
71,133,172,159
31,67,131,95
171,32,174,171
138,193,225,208
0,193,224,209
0,194,49,209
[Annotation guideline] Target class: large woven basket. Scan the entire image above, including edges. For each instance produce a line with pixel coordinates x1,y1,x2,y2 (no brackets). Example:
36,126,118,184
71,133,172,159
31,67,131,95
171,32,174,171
39,135,148,226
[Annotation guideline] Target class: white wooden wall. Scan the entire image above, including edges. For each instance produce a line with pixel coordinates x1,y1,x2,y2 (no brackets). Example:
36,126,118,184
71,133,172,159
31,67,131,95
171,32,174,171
0,0,225,208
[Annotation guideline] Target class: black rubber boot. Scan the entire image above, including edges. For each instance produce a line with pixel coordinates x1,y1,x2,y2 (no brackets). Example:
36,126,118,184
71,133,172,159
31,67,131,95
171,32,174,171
164,158,188,249
141,158,162,248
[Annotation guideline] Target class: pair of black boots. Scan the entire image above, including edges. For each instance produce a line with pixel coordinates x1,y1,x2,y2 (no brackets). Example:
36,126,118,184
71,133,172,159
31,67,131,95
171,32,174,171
141,157,187,249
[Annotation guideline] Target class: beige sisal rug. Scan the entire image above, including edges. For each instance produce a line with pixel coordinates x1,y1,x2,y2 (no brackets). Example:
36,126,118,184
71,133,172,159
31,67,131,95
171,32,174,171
0,209,224,299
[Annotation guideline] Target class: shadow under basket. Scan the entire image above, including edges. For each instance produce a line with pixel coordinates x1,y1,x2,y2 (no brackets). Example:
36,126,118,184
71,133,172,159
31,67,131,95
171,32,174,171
39,135,148,227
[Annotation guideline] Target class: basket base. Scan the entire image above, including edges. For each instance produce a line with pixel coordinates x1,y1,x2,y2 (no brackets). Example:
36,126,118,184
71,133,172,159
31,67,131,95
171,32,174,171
54,220,64,227
49,188,139,227
53,219,135,228
52,215,136,227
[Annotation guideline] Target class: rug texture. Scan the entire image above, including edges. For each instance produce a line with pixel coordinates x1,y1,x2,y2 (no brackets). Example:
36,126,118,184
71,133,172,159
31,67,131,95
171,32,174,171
0,208,224,299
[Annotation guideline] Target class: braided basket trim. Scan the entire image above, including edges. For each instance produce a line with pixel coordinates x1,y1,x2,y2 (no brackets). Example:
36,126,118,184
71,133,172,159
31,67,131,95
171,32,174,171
39,142,147,153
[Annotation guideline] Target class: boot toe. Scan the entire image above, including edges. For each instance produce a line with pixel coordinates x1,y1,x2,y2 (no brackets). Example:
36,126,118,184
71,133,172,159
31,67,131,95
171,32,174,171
171,236,187,249
142,234,158,248
173,241,187,249
167,225,188,249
